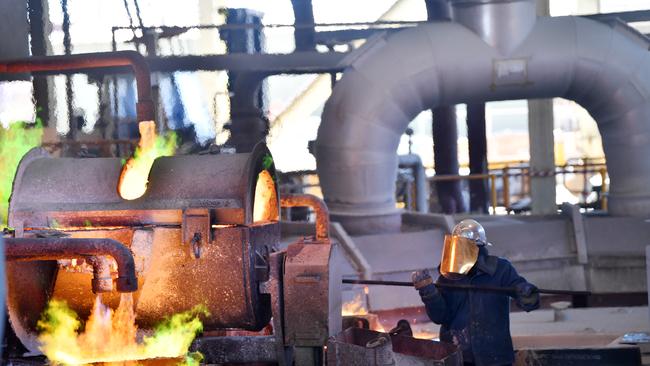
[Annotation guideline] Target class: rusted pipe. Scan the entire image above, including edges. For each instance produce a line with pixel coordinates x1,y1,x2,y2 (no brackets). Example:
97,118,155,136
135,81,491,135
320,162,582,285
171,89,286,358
0,51,154,122
280,193,330,241
5,238,137,292
86,256,113,293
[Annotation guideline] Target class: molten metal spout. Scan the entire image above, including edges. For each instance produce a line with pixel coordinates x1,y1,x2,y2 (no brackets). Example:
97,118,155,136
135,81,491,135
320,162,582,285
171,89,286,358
5,238,138,292
86,256,113,293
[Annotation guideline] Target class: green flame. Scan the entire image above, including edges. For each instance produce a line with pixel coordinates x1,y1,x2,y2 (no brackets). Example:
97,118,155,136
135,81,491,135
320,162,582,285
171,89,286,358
0,119,43,226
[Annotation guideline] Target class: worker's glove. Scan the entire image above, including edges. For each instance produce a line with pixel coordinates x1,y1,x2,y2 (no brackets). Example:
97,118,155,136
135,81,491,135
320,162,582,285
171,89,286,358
515,282,540,309
412,270,433,290
412,270,438,300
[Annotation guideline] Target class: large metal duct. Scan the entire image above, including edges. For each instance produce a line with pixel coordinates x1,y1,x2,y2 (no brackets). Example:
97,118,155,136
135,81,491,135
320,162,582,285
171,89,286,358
316,0,650,234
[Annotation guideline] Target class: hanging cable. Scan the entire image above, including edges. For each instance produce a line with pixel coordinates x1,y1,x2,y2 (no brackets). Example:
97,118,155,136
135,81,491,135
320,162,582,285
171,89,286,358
122,0,138,41
132,0,145,29
60,0,74,142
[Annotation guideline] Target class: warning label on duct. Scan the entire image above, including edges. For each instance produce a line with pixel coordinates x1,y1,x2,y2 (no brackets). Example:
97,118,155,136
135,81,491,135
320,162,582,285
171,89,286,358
492,58,529,87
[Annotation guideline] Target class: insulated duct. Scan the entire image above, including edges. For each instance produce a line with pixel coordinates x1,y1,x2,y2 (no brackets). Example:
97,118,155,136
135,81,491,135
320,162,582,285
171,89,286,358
316,0,650,234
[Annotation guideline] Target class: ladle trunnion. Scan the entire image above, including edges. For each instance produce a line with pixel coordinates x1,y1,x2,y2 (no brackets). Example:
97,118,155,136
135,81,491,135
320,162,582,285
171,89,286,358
6,143,281,353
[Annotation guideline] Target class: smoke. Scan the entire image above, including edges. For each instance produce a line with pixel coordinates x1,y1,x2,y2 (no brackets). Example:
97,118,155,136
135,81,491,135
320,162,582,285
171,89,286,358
0,119,43,226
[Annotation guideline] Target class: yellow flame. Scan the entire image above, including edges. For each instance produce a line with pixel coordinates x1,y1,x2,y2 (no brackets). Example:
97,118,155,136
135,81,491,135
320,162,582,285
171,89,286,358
118,121,177,200
341,293,368,316
37,294,207,365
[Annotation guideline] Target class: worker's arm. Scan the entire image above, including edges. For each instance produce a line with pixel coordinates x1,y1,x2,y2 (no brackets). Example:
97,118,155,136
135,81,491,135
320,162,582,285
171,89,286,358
412,270,451,324
502,260,540,312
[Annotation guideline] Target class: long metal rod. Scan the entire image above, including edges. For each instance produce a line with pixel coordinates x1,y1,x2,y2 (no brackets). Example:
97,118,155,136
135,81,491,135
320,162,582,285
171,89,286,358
107,10,650,32
342,279,591,296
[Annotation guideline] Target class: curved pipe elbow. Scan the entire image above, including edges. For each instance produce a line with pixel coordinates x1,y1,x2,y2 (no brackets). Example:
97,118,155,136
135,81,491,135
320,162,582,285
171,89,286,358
0,50,153,122
5,238,138,293
317,17,650,222
280,193,330,241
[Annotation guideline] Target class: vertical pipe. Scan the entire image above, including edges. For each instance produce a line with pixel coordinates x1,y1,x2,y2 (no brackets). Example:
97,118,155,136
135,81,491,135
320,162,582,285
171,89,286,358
432,107,465,214
425,0,452,20
428,0,462,214
290,0,316,51
600,167,608,211
398,154,428,213
489,174,497,214
528,99,556,214
467,103,489,213
503,166,510,212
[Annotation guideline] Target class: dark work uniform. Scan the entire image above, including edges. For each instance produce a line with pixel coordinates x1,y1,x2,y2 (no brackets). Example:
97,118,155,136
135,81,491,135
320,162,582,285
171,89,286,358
418,248,539,366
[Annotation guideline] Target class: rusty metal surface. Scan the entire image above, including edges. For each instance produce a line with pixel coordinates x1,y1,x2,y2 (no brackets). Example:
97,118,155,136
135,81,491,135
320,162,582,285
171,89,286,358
280,193,330,241
6,260,57,354
0,51,153,122
6,143,282,354
5,238,137,292
48,228,143,320
284,242,342,347
134,223,276,330
10,144,277,227
327,328,462,366
261,251,293,366
7,223,279,354
191,336,278,364
85,256,113,292
182,208,210,259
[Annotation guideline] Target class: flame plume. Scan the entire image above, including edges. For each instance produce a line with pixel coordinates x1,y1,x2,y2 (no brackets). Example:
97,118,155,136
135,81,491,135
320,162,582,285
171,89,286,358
118,121,176,200
341,293,369,316
37,294,206,365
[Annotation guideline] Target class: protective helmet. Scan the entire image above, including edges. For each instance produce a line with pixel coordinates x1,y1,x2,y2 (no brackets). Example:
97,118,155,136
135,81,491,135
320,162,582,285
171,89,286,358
452,219,489,247
439,219,489,279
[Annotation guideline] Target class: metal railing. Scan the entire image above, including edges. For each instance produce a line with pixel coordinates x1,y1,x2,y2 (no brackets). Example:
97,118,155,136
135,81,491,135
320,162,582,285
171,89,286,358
277,161,609,215
429,161,608,214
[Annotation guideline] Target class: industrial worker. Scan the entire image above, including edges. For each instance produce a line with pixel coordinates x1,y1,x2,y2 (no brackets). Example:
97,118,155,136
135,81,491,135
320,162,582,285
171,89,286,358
412,219,539,366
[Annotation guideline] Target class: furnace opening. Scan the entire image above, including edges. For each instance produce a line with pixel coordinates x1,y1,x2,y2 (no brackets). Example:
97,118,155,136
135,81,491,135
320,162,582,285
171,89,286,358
253,170,279,223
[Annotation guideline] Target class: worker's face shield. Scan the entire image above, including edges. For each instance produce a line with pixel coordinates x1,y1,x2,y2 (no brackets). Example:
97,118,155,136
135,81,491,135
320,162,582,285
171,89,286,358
440,234,479,280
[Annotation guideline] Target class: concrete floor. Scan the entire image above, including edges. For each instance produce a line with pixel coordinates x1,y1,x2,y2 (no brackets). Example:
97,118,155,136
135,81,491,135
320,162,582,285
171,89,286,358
408,306,648,348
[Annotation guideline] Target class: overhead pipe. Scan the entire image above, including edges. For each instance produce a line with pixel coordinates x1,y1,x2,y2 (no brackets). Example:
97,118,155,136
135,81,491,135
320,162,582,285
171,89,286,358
0,50,154,123
5,238,137,292
316,0,650,234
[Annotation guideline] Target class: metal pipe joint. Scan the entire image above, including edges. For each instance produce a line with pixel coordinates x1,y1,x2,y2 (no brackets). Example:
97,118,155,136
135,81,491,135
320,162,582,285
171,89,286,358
5,238,138,293
280,193,330,241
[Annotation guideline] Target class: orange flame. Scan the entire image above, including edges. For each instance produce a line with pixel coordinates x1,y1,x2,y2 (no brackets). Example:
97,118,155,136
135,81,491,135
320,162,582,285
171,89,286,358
37,294,206,365
118,121,176,200
253,170,278,223
341,293,368,316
